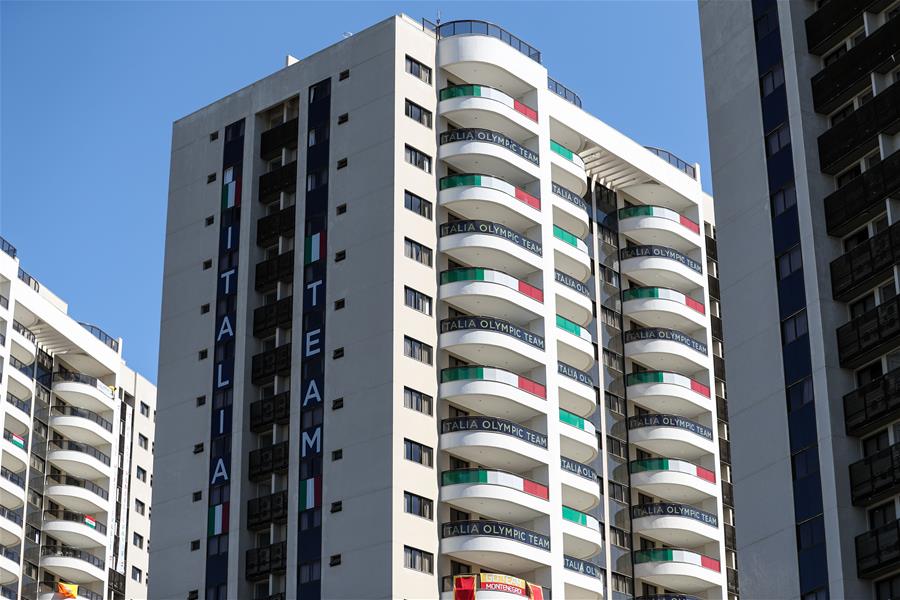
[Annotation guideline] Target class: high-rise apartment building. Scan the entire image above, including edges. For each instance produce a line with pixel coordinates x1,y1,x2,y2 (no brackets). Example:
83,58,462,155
154,14,737,600
700,0,900,598
0,236,156,600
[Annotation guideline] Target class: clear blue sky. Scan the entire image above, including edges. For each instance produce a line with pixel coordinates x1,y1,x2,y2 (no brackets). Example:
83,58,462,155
1,1,709,383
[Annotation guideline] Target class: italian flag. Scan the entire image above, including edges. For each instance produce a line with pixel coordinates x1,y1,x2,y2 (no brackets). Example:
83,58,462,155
562,506,599,530
221,167,241,209
619,205,700,234
83,515,97,529
442,469,548,500
626,370,711,398
556,315,592,342
10,434,25,449
439,85,538,122
631,458,716,483
299,476,321,510
635,548,721,572
304,232,326,265
441,268,543,302
553,225,583,250
440,366,546,399
208,502,229,536
439,174,540,210
559,408,589,432
623,287,705,314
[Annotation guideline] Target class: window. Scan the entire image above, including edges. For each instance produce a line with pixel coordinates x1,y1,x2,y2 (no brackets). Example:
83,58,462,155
606,392,625,415
777,245,803,279
603,349,624,372
754,8,777,40
404,439,433,467
772,183,797,216
193,491,202,502
336,204,347,215
404,336,433,364
791,446,819,479
824,43,847,67
134,532,144,548
334,298,345,310
332,397,344,410
607,436,627,459
337,113,349,125
870,502,897,529
335,250,346,262
601,306,621,329
610,527,630,549
339,69,350,80
135,499,145,515
851,294,876,319
837,164,861,188
404,287,432,315
765,124,791,156
404,491,433,519
611,573,632,595
796,516,826,550
405,55,432,84
329,554,341,567
207,533,228,556
331,501,342,513
300,560,321,583
193,443,204,454
196,395,206,407
307,168,328,191
404,238,432,266
830,102,855,126
608,481,629,504
760,62,785,97
337,158,348,169
332,449,343,461
405,99,432,128
198,349,208,360
201,303,210,314
209,131,219,142
140,402,150,417
309,79,330,103
404,145,432,173
404,191,432,219
781,310,808,345
138,434,149,450
202,259,213,270
308,124,329,147
132,566,143,583
403,387,433,415
333,347,344,359
190,539,200,551
136,466,147,482
787,377,813,412
404,546,434,573
207,173,216,184
205,215,215,226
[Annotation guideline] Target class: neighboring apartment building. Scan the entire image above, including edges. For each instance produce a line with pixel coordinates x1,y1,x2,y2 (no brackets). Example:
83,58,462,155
0,236,156,600
700,0,900,598
154,13,737,600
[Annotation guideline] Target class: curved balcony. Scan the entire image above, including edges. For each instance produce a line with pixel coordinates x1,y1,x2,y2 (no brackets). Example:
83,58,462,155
0,546,18,585
630,458,718,503
436,20,543,97
633,548,722,593
6,361,33,398
562,506,603,559
563,555,605,600
556,315,595,371
558,361,596,418
440,268,543,324
441,519,552,572
628,414,715,459
439,174,540,232
631,503,719,547
0,507,23,547
441,416,549,472
441,468,550,522
50,405,115,447
555,269,593,327
47,440,111,480
45,474,108,515
0,468,25,508
624,328,708,373
5,393,31,429
550,140,587,196
554,226,591,283
9,321,36,365
440,220,542,279
618,205,701,252
40,545,105,583
559,409,598,464
1,430,27,472
439,85,539,140
42,509,107,548
560,457,600,512
441,573,548,600
440,316,545,372
623,287,706,331
619,245,704,292
626,371,711,417
439,128,540,184
441,366,546,422
552,182,591,239
52,372,116,413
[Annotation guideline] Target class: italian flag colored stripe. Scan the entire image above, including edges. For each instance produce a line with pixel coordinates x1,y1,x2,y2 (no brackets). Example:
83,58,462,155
441,268,543,303
83,515,96,529
635,549,720,572
680,214,701,233
304,232,326,264
551,140,574,161
618,205,699,234
513,99,538,121
562,506,600,530
622,287,705,315
440,174,540,210
553,225,585,251
631,458,717,483
299,476,321,510
556,315,592,342
559,408,591,433
442,469,549,500
625,371,710,398
439,85,538,122
441,366,546,399
11,434,25,449
207,502,229,536
221,167,241,209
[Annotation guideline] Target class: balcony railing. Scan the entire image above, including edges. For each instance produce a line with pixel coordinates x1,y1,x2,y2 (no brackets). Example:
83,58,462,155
440,128,539,165
38,583,103,600
11,320,35,344
441,468,549,500
850,442,900,505
0,294,7,309
563,555,604,581
254,251,294,291
562,506,600,530
9,355,32,378
53,371,115,399
258,160,297,201
644,146,697,180
0,236,16,259
247,490,289,530
550,140,584,168
825,148,900,236
41,545,104,570
558,361,595,388
440,219,542,256
51,404,114,433
631,502,718,528
805,0,879,54
620,245,703,274
441,573,550,598
256,204,296,248
441,365,546,399
46,472,109,500
627,414,713,441
548,76,582,108
0,545,18,564
441,415,548,449
17,267,39,292
253,296,293,338
44,508,108,535
441,267,544,303
0,466,25,489
630,458,716,483
79,322,119,352
6,392,30,416
436,20,541,63
560,456,597,481
831,220,900,301
625,370,711,398
624,327,708,356
553,225,589,254
844,365,900,436
619,205,701,234
2,430,26,451
49,439,111,466
633,548,720,572
556,315,591,343
251,343,292,384
837,294,900,368
856,517,900,578
441,519,551,551
439,84,538,121
259,117,299,161
622,286,705,314
0,505,22,526
248,441,290,481
249,391,291,432
440,316,545,351
440,173,541,210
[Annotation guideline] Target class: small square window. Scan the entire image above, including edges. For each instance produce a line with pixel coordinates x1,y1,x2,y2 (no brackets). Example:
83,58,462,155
205,215,215,226
339,69,350,80
332,449,343,461
330,554,341,567
334,299,345,310
337,158,348,169
201,303,210,314
190,539,200,551
196,395,206,406
338,113,349,124
193,443,204,454
332,397,344,410
202,259,213,270
333,348,344,359
209,131,219,142
331,501,342,513
207,173,216,184
193,491,202,502
188,591,199,600
198,349,208,360
336,204,347,215
335,250,346,262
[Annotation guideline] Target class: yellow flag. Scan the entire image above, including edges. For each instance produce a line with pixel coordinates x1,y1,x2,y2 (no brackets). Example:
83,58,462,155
57,582,78,599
